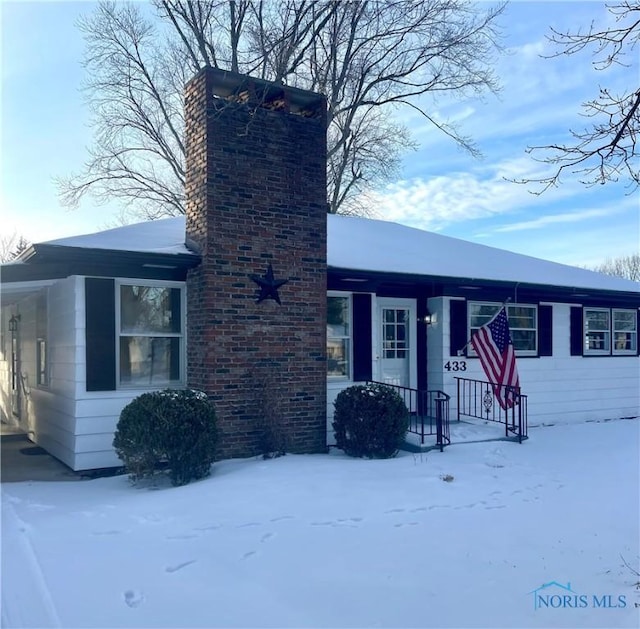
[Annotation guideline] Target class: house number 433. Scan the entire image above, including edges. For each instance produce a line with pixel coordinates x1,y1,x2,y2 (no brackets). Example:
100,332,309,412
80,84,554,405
444,360,467,372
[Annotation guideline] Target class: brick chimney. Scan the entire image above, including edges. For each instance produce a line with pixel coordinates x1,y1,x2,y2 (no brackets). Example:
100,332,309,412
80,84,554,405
184,67,328,459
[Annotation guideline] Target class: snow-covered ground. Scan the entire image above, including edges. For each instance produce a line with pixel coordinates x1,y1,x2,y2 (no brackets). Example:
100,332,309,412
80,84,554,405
2,418,639,628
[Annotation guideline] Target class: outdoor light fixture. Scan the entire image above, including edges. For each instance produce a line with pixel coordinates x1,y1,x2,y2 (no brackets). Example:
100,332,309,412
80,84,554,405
8,314,20,333
422,310,434,325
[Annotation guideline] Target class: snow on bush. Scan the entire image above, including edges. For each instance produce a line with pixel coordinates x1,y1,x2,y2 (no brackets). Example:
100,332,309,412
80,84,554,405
332,383,409,458
113,388,217,486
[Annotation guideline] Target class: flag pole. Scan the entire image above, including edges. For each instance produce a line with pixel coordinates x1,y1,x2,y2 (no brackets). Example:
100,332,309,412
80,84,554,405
456,297,512,356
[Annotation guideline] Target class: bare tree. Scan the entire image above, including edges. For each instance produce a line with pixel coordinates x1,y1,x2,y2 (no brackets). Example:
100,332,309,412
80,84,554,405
58,0,504,218
517,1,640,193
0,233,29,263
591,253,640,281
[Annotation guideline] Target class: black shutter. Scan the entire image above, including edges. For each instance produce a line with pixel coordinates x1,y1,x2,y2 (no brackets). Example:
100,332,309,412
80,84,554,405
570,306,583,356
538,305,553,356
352,293,372,382
170,288,181,380
637,311,640,356
450,299,468,356
85,278,116,391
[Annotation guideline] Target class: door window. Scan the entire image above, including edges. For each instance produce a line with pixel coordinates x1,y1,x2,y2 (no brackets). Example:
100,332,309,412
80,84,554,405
383,309,408,359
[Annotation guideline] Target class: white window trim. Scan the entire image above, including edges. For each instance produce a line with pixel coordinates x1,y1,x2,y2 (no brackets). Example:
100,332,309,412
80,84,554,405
36,288,49,389
584,307,612,356
612,308,638,355
36,338,48,388
327,291,352,381
115,279,186,388
468,301,538,357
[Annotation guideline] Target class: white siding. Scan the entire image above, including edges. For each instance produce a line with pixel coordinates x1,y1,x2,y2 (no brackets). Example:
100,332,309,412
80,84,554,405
517,303,639,425
69,277,186,470
1,276,190,471
426,296,451,394
327,296,639,449
6,279,637,465
326,382,346,445
31,276,81,468
433,300,639,426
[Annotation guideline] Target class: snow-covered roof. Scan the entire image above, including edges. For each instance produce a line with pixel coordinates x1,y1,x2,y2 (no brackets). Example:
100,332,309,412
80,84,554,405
45,218,189,256
41,214,638,293
329,215,639,293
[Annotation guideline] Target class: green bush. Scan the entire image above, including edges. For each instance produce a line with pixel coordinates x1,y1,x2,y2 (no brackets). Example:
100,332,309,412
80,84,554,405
113,389,218,486
332,383,409,458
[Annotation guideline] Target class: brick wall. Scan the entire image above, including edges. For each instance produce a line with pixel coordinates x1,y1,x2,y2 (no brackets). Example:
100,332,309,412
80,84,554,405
185,67,328,459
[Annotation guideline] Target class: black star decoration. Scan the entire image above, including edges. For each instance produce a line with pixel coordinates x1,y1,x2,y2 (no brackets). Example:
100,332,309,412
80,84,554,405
249,263,289,305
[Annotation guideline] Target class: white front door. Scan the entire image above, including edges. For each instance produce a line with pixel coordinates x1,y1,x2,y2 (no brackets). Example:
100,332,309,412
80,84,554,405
377,298,417,389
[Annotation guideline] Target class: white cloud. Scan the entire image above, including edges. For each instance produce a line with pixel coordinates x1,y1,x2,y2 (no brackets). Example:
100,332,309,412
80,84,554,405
367,155,581,231
492,208,616,233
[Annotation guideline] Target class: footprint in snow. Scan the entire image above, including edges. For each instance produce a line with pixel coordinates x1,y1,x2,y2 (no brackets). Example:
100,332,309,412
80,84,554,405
270,515,294,522
165,560,197,573
166,533,199,540
241,551,257,560
384,508,406,514
123,590,145,608
236,522,261,528
261,532,275,543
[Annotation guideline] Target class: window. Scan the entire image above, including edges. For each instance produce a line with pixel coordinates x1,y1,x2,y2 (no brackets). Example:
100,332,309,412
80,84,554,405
584,308,610,353
382,308,408,359
327,295,351,378
36,290,48,386
469,302,537,356
613,309,637,353
36,339,47,387
584,308,637,355
118,283,184,386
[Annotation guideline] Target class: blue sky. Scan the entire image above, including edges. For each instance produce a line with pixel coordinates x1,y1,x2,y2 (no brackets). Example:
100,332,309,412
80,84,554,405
1,1,638,267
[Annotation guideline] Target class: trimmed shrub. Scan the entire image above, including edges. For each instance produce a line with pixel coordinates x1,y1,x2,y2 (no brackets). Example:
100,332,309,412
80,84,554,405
113,389,217,486
332,383,409,458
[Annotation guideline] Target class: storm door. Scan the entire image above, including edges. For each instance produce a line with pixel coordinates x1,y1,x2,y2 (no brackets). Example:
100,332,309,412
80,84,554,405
377,298,417,389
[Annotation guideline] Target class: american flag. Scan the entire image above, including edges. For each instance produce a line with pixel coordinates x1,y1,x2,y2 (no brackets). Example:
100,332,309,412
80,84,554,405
471,306,520,410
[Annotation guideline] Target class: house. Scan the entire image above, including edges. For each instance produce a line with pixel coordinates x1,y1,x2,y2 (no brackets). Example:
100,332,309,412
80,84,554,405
1,67,638,471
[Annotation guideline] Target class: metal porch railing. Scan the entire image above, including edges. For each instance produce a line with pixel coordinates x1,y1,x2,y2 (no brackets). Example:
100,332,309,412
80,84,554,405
368,381,450,451
454,377,528,443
